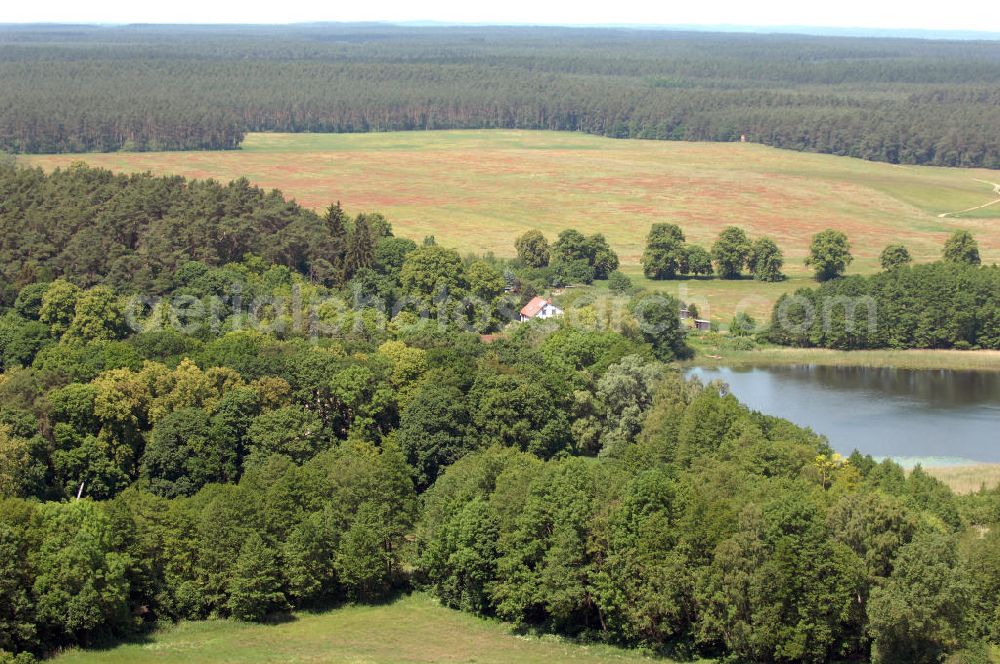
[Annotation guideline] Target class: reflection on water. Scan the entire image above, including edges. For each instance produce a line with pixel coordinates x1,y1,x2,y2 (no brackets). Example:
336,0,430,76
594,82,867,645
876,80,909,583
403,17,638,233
686,365,1000,463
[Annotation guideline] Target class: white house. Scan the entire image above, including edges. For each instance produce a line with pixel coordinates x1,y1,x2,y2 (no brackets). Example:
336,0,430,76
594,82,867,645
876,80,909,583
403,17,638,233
519,296,563,322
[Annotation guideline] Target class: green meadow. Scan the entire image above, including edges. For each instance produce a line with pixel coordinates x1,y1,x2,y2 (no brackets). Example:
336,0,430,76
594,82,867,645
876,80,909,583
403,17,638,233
51,593,687,664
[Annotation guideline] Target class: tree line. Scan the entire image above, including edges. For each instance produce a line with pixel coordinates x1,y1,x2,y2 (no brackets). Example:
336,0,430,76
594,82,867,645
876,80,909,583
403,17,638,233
1,25,1000,167
768,229,998,349
0,162,403,294
640,223,785,281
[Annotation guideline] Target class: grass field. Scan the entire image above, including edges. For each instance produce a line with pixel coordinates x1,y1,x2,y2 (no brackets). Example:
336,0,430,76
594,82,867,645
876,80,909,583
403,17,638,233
22,130,1000,322
920,464,1000,495
51,593,687,664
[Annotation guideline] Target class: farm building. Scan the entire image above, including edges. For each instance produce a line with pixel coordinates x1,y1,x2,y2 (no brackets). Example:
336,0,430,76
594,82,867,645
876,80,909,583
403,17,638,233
519,296,563,322
694,318,711,331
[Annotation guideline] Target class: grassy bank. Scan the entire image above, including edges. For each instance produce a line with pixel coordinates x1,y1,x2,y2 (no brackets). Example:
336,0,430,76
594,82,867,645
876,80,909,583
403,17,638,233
52,593,688,664
921,465,1000,495
685,335,1000,372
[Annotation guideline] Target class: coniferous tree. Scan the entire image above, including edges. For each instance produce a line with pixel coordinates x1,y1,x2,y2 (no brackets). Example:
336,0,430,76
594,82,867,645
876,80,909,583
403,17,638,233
226,532,289,621
315,202,349,284
345,216,376,280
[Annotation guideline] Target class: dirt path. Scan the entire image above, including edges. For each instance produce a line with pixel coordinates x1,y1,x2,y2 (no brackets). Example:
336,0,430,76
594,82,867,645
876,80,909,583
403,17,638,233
938,179,1000,218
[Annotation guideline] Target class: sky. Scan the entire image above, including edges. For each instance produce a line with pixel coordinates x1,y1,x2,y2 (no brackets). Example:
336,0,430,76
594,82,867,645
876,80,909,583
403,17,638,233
1,0,999,33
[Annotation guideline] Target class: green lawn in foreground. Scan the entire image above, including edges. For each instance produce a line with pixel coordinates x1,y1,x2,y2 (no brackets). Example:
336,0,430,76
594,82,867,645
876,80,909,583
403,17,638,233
22,130,1000,324
52,593,689,664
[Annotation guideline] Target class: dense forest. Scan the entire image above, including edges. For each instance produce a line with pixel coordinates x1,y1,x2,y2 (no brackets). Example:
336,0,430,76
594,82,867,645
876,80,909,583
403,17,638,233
766,231,999,350
0,161,999,664
1,24,1000,166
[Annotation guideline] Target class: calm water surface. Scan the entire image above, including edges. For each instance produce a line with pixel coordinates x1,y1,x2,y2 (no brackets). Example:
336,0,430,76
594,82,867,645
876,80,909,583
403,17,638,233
686,365,1000,464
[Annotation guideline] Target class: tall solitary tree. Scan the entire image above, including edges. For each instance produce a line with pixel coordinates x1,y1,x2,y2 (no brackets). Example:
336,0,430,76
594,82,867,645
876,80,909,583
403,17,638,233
806,229,853,281
879,243,912,271
317,202,349,283
942,230,981,265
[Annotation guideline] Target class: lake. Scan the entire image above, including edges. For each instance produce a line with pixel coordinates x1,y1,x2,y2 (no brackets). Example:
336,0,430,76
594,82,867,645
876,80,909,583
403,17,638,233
686,365,1000,465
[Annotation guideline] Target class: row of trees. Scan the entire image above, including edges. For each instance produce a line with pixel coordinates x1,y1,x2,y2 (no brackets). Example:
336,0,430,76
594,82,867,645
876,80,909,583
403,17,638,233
767,261,1000,350
804,228,982,282
642,223,785,281
767,230,996,349
2,25,1000,166
878,231,982,272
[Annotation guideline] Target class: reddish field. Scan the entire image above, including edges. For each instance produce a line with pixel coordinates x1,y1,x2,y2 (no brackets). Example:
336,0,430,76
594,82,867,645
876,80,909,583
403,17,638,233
24,130,1000,321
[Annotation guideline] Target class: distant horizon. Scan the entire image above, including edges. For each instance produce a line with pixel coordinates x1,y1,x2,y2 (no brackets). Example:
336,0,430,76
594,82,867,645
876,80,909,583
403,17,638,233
2,20,999,41
1,0,997,36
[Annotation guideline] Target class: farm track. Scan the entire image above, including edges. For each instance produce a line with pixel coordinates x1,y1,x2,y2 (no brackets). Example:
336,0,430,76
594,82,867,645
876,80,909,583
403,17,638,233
938,179,1000,218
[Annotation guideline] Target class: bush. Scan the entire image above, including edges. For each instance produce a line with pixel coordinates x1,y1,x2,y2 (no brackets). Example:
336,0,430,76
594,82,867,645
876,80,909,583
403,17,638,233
729,312,756,337
607,271,633,295
730,336,757,351
945,643,994,664
552,258,594,286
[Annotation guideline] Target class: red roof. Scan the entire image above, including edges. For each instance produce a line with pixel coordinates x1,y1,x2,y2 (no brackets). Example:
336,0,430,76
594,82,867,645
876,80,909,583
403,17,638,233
519,296,548,318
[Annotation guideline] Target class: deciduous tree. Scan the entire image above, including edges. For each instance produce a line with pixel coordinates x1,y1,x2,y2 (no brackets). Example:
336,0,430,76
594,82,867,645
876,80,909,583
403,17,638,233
806,229,853,281
711,227,751,279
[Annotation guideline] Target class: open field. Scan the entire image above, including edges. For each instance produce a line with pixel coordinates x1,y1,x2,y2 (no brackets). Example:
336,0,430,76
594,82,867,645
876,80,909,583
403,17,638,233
51,593,685,664
22,130,1000,323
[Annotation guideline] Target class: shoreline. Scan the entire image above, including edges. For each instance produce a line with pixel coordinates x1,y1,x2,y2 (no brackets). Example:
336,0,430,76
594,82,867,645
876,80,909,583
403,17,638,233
683,340,1000,494
683,343,1000,373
